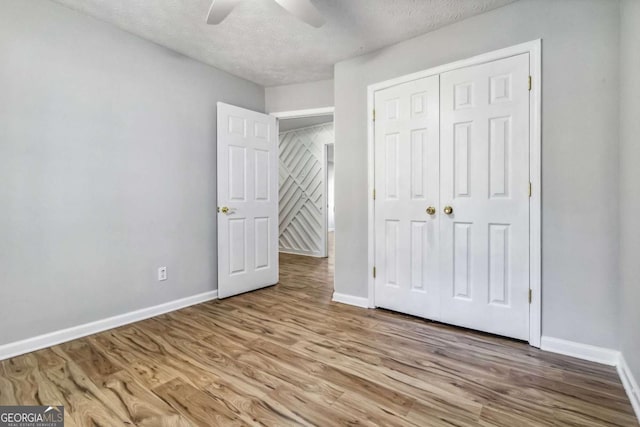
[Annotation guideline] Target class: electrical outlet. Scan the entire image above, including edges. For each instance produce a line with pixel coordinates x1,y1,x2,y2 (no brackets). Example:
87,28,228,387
158,266,167,281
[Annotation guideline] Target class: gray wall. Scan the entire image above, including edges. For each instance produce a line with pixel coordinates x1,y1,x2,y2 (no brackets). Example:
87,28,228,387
0,0,264,345
619,0,640,382
334,0,620,348
265,79,334,113
279,115,333,132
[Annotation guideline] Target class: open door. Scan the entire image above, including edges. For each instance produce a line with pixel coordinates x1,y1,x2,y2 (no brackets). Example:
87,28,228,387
217,102,278,298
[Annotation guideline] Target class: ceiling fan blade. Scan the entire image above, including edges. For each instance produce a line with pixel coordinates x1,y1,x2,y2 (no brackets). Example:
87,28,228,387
206,0,243,24
273,0,325,28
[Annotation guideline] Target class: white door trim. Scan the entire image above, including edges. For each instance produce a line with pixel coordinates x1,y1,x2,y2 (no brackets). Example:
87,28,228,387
366,40,542,347
271,107,335,119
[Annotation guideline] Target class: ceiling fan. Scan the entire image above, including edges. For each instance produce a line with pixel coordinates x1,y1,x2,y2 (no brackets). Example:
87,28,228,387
206,0,326,28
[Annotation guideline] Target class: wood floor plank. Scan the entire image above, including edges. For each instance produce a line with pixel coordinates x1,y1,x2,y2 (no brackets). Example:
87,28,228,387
69,342,123,384
267,385,395,427
42,358,134,426
89,330,181,389
153,378,248,426
2,356,41,405
139,319,343,406
0,367,17,406
202,379,313,426
101,370,194,427
0,239,636,426
330,392,422,427
290,338,484,417
233,348,345,406
246,338,416,417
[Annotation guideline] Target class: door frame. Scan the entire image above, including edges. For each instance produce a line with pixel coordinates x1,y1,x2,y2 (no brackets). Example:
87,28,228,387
270,107,335,258
272,107,335,119
366,40,542,347
325,143,335,233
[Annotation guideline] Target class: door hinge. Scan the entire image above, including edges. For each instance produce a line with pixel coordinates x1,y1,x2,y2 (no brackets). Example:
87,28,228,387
372,109,376,122
373,267,377,278
528,289,533,304
528,76,532,91
373,189,376,200
529,182,532,198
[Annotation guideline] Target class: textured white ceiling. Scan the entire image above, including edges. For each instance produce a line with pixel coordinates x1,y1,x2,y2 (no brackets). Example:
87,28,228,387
50,0,516,86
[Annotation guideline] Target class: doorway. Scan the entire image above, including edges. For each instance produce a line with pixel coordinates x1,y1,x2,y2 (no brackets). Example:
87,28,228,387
275,109,336,296
215,103,336,300
277,113,334,259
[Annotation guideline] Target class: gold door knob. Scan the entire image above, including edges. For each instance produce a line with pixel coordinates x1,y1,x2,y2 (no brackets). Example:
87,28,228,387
426,206,436,215
220,206,230,214
444,206,453,215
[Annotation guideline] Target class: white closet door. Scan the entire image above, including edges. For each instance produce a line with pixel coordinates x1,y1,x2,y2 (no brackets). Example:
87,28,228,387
439,54,530,340
217,102,278,299
374,76,441,319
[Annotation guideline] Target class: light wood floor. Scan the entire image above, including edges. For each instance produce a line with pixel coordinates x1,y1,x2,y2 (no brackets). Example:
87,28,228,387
1,240,637,426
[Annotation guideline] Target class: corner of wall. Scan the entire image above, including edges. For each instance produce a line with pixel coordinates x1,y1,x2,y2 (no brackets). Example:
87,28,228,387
265,79,335,113
618,1,640,422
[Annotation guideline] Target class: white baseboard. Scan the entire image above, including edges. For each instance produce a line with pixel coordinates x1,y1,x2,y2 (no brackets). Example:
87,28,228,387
540,336,620,366
0,290,218,361
618,354,640,423
522,337,640,421
332,292,369,308
279,249,325,258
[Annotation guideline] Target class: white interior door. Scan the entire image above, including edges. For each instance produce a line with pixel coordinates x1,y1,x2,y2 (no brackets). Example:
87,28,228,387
374,76,441,319
217,102,278,299
439,54,530,340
